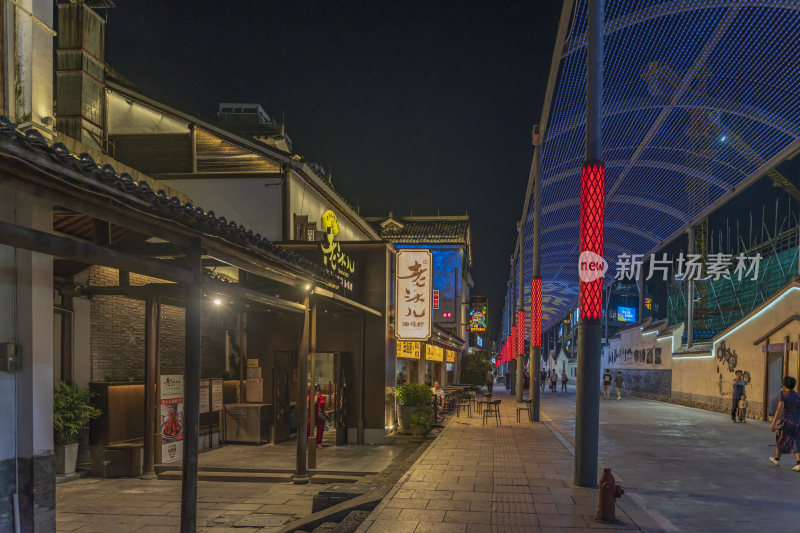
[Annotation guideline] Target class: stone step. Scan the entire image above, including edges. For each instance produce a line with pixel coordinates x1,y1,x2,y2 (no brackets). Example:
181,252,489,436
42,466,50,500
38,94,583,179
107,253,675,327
155,469,362,484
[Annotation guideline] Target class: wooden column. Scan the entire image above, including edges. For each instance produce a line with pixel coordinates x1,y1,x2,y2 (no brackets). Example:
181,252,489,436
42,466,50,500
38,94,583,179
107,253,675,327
784,335,790,378
357,314,365,444
142,295,158,479
180,244,202,533
307,299,317,469
294,295,311,484
762,338,770,421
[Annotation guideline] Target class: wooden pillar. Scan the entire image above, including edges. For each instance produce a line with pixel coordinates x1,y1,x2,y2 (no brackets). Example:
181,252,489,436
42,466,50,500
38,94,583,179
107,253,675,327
783,335,790,378
293,295,311,484
762,338,770,421
357,314,365,444
142,295,158,479
180,244,202,533
307,298,317,469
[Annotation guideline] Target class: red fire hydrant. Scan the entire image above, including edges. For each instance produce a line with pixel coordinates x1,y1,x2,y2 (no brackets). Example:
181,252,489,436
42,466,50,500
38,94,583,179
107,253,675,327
597,468,624,523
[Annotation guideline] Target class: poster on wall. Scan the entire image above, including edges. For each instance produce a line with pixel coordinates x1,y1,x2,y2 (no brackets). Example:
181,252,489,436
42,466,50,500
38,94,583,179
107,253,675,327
200,380,210,414
395,249,433,341
246,366,263,403
160,374,184,464
211,379,223,411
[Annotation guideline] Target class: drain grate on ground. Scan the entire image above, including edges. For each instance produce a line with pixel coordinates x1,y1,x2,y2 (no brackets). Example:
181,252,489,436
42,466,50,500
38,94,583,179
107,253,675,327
234,513,294,528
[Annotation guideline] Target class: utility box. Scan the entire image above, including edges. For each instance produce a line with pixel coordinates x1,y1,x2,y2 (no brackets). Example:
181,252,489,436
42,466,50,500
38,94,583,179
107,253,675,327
0,343,19,372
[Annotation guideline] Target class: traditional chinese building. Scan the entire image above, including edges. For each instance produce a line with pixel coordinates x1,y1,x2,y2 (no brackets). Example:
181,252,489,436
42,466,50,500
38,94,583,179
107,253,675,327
367,213,473,386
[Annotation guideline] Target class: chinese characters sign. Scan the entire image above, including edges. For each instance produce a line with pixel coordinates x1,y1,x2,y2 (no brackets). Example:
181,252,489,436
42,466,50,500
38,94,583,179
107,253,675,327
395,249,432,341
319,210,355,291
426,344,444,362
160,374,184,464
445,349,456,363
397,341,421,359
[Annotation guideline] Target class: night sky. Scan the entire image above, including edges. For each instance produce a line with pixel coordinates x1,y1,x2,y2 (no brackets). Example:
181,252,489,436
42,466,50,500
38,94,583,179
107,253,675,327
103,1,562,334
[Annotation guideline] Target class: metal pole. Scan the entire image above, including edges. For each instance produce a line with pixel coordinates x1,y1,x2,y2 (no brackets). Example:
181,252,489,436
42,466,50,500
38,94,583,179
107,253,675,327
293,295,311,484
180,244,202,532
574,0,604,489
142,295,157,479
687,228,694,348
532,142,542,421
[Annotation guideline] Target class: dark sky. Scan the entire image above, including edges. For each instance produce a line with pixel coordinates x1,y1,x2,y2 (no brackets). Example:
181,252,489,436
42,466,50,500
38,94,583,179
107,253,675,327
103,1,562,331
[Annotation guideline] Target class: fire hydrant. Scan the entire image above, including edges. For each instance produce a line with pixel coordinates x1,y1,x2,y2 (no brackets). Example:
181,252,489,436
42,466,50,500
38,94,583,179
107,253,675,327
597,468,624,523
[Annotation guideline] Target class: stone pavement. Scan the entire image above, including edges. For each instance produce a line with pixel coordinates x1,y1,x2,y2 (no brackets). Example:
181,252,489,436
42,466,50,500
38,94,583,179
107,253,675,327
56,477,323,532
541,390,800,533
357,388,647,533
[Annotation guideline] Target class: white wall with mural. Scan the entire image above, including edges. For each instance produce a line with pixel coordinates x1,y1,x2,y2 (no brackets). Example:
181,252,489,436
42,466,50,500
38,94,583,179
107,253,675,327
604,321,680,370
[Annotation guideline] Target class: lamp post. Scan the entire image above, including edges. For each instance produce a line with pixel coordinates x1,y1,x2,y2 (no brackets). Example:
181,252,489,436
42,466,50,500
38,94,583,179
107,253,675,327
574,0,604,488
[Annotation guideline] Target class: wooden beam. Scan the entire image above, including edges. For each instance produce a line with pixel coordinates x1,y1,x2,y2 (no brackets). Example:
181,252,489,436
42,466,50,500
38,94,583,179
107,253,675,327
112,242,194,258
150,171,281,180
0,220,196,284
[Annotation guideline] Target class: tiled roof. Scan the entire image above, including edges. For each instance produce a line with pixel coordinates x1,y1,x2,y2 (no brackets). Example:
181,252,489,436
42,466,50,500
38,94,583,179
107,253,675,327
672,342,713,356
0,117,338,286
367,216,469,245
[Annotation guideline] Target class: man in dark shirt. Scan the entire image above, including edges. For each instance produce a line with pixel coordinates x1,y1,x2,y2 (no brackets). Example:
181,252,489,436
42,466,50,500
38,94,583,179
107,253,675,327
732,370,746,422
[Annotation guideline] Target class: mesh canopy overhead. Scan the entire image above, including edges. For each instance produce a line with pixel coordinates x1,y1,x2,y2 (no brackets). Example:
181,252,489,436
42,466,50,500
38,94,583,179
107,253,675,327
522,0,800,334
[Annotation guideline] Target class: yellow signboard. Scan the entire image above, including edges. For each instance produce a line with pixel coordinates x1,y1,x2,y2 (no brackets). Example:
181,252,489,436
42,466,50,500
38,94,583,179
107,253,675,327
397,341,421,359
426,344,444,362
445,350,456,363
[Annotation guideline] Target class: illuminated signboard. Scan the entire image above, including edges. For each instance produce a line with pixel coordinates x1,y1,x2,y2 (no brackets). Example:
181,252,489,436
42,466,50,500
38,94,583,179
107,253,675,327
469,296,487,333
645,297,652,310
426,344,444,362
319,210,355,291
445,349,456,363
395,249,433,341
397,341,421,359
433,290,440,310
442,312,453,318
476,336,483,348
617,306,636,322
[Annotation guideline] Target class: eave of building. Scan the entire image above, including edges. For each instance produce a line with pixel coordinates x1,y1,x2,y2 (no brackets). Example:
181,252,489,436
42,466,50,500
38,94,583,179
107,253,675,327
106,81,380,241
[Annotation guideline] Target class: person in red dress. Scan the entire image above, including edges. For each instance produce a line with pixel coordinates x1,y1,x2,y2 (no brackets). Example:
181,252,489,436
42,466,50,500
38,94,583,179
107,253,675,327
307,384,326,448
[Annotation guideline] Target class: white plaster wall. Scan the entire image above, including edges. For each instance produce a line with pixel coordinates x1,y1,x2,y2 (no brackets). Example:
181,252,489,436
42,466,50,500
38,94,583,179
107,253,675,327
107,91,189,135
672,286,800,413
161,177,283,241
287,174,368,241
604,324,680,370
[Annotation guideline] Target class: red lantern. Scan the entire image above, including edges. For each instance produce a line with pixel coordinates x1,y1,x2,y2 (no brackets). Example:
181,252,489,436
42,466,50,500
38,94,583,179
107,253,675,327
579,162,604,321
516,309,525,356
531,278,542,347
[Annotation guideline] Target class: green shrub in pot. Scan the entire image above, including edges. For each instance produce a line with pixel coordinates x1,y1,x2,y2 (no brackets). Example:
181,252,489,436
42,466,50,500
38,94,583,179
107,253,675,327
410,409,432,438
53,382,101,475
395,383,433,434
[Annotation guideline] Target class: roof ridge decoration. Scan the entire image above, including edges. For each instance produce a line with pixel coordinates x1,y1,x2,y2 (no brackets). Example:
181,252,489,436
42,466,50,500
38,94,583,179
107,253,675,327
0,116,338,286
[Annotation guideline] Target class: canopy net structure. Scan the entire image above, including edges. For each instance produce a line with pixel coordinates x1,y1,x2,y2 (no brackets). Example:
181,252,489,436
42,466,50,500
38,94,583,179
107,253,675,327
520,0,800,336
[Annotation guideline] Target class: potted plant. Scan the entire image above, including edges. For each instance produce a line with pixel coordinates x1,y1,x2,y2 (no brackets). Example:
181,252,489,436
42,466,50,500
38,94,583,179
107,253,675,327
410,410,432,439
53,382,101,475
394,383,432,434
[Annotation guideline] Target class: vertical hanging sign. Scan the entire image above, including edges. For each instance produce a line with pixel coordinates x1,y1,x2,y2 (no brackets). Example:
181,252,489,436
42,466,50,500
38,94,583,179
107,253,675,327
531,278,542,347
396,249,433,341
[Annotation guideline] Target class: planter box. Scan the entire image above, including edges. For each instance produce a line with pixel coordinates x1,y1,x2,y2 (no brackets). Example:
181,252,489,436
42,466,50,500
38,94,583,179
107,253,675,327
55,443,79,475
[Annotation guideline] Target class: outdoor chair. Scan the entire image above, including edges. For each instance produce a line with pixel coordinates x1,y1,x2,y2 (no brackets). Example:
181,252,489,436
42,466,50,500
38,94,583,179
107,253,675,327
482,399,501,426
456,394,472,418
516,398,533,422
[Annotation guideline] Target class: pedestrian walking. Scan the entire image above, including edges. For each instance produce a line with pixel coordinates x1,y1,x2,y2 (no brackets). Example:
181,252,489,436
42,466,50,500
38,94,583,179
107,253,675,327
504,371,512,391
614,371,625,400
737,394,748,423
768,376,800,471
602,369,612,399
550,369,558,392
561,370,568,392
486,370,494,394
540,370,547,391
732,370,746,422
308,384,327,448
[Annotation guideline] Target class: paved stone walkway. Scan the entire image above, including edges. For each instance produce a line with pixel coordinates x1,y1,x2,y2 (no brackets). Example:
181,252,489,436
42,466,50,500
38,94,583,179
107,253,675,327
357,388,645,533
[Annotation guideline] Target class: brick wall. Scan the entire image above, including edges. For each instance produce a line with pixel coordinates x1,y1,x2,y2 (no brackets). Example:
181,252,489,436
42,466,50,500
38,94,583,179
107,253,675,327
89,266,226,381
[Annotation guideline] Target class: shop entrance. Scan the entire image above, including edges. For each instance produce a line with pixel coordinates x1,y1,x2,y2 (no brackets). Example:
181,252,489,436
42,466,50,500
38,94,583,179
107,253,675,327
272,351,292,443
310,352,348,445
766,351,784,417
